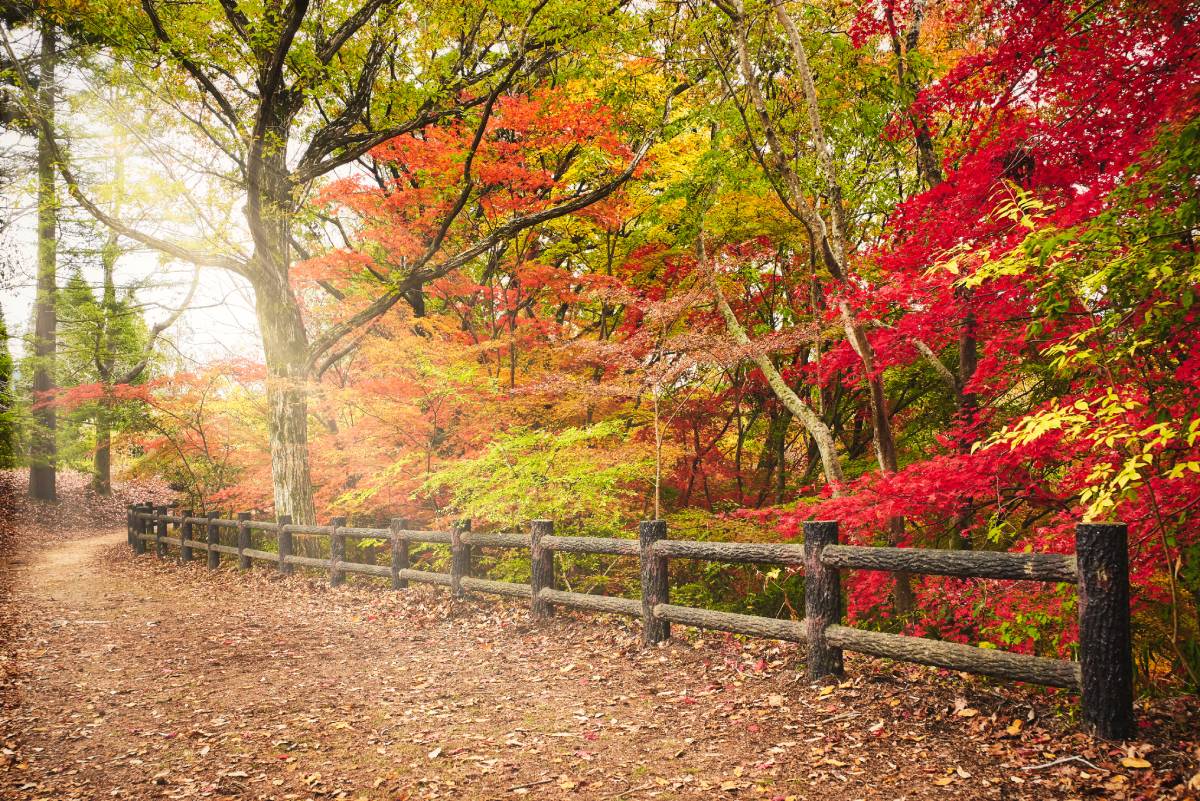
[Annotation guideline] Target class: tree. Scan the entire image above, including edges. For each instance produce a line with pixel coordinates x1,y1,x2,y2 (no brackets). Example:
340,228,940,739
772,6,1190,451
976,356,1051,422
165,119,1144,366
0,305,15,468
27,18,56,500
17,0,661,523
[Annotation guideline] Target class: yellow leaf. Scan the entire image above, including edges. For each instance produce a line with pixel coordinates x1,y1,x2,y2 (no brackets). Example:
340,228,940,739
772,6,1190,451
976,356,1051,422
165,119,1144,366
955,707,979,718
1005,719,1023,736
1121,757,1151,769
933,777,953,786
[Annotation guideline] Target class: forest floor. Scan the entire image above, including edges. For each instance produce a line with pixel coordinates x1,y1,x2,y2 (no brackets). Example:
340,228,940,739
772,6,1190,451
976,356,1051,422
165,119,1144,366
1,472,1199,801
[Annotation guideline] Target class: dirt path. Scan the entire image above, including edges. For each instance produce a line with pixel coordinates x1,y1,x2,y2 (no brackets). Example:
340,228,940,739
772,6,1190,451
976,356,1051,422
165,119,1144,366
1,533,1194,800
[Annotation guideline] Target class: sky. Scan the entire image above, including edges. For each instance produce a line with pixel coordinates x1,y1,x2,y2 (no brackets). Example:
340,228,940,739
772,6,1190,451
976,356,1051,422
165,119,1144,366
1,22,270,369
1,198,265,366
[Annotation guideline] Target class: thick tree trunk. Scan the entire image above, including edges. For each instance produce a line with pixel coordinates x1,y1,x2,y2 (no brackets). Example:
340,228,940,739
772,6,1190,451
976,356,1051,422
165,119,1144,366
28,23,57,502
254,273,316,525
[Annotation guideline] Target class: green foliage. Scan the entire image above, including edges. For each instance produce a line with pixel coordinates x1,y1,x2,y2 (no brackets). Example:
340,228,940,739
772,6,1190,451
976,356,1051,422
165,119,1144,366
421,419,653,534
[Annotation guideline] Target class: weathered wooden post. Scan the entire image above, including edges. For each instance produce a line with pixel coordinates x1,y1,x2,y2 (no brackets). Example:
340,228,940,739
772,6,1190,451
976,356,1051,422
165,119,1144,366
639,520,670,645
804,520,844,679
206,511,220,569
330,516,347,587
450,519,471,598
1076,522,1133,739
390,518,409,590
155,505,168,558
180,509,194,563
278,514,293,576
126,505,133,548
237,511,251,570
530,519,555,619
133,504,147,555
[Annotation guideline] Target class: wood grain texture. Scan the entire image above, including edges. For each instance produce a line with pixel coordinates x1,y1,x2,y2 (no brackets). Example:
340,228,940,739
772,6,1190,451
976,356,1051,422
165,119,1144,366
653,604,805,642
460,577,533,599
824,625,1080,688
821,544,1077,583
653,539,806,565
541,535,639,556
538,589,640,618
462,532,531,549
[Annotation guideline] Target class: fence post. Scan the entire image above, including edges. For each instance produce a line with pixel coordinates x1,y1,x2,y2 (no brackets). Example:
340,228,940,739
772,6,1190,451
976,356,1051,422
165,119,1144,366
126,505,133,548
133,505,147,555
450,519,471,598
390,518,408,590
180,509,194,563
1076,522,1133,739
155,505,167,558
804,520,844,679
530,519,555,620
237,512,251,570
330,516,347,587
639,520,670,645
278,514,293,576
206,511,220,569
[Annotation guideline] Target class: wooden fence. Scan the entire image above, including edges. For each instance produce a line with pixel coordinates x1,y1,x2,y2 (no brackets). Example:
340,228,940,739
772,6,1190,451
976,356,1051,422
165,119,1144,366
126,504,1134,739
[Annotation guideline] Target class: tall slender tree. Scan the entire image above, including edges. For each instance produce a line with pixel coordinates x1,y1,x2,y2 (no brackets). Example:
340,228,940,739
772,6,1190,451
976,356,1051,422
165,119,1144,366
9,0,663,523
28,19,56,500
0,305,15,469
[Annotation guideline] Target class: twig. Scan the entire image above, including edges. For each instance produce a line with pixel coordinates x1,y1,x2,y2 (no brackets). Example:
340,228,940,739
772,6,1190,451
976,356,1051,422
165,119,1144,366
603,782,657,799
1020,755,1101,772
807,710,859,727
506,777,555,792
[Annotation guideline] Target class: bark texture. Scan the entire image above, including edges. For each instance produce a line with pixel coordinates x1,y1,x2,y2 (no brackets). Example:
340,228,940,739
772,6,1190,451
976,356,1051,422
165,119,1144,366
530,520,555,619
1076,523,1134,739
654,603,805,642
206,512,220,569
805,521,844,679
653,539,806,566
639,520,670,645
820,545,1077,583
277,515,294,576
28,22,57,502
538,588,641,618
329,516,347,587
237,512,252,570
824,625,1080,688
390,518,409,589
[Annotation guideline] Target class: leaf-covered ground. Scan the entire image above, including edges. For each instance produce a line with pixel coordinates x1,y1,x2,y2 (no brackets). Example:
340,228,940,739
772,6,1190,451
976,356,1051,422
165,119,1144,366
1,473,1198,800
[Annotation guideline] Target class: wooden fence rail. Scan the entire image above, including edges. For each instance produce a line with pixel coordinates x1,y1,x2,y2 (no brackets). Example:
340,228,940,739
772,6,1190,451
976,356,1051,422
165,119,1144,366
125,504,1134,739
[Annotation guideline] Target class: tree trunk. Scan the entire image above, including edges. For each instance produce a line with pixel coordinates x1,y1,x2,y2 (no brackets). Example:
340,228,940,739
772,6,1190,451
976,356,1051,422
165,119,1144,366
28,22,57,502
254,272,316,525
93,232,119,497
92,409,111,495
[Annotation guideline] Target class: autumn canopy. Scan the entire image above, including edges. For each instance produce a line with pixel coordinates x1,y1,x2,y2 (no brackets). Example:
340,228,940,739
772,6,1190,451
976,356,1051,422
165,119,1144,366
1,0,1198,690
